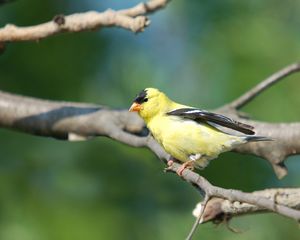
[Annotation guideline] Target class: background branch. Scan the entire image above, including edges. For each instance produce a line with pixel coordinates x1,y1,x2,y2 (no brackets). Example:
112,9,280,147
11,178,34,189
0,0,169,42
228,63,300,110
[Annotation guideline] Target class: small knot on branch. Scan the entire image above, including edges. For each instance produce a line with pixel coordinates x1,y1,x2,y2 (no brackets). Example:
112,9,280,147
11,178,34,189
53,14,66,26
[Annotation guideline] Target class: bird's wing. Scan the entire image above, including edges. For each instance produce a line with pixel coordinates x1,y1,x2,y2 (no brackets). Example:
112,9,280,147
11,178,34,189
167,108,255,135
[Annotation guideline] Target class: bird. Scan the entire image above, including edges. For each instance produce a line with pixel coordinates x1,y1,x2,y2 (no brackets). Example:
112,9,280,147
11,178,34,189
129,88,271,175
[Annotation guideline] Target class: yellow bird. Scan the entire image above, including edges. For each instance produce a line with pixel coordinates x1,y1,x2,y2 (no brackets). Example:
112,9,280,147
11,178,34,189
129,88,270,174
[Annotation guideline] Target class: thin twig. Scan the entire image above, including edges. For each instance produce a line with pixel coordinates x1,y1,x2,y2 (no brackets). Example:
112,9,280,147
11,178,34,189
186,195,210,240
229,63,300,109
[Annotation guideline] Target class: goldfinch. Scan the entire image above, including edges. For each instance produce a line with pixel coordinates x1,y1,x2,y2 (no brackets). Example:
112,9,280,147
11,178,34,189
129,88,270,174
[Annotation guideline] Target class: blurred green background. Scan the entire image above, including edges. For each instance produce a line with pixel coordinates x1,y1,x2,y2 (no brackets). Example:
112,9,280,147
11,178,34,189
0,0,300,239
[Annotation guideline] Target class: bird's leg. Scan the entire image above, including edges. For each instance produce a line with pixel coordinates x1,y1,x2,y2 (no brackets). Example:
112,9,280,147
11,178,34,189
165,156,197,176
176,153,201,176
176,160,195,176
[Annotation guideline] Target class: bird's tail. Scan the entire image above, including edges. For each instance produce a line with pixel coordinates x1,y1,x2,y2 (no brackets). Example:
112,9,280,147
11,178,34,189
245,135,273,142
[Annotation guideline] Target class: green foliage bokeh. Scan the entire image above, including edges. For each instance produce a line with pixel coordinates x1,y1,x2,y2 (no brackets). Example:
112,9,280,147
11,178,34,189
0,1,299,239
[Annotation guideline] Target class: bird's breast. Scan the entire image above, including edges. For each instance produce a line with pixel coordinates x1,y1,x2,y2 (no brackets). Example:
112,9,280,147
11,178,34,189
147,116,207,160
147,115,239,163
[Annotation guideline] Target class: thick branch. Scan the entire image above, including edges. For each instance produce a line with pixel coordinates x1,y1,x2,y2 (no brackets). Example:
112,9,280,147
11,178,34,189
0,0,169,42
1,87,299,178
0,91,145,141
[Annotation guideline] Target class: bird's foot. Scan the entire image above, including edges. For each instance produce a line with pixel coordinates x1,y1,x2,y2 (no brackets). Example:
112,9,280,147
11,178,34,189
164,160,175,172
176,161,194,176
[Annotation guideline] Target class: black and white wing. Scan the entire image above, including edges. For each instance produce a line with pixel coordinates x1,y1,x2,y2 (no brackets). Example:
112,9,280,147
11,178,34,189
167,108,255,135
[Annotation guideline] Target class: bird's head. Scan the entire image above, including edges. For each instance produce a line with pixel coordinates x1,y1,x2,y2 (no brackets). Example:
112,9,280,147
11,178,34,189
129,88,171,121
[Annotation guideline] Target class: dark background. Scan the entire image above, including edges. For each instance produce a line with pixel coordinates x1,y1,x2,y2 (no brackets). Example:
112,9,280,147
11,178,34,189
0,1,299,239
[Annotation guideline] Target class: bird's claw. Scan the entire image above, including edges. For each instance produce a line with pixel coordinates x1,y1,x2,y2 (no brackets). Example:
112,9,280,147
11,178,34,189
176,161,194,176
176,166,186,176
164,160,194,176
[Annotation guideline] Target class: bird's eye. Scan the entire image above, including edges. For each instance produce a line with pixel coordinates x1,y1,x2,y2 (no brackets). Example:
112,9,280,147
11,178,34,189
144,98,148,102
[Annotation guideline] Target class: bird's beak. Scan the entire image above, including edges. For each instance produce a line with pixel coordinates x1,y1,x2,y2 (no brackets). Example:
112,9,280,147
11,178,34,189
129,102,142,112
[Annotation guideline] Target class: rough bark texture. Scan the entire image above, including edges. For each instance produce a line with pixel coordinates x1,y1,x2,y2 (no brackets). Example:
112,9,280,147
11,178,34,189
193,188,300,223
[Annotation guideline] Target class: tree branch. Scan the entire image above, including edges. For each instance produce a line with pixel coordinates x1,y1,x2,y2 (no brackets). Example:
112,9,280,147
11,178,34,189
0,0,169,42
165,162,300,222
1,83,299,179
228,63,300,110
193,188,300,224
186,195,210,240
118,0,170,17
216,63,300,179
217,114,300,179
0,90,145,141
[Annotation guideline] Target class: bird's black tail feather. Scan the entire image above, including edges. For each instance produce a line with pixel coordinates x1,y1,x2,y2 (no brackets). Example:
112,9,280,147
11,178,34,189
245,136,273,142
